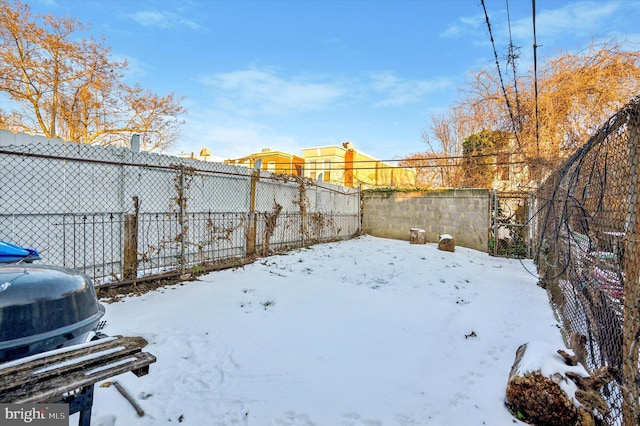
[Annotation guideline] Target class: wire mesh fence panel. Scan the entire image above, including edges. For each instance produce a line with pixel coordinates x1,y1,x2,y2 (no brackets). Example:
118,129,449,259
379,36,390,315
255,212,303,255
57,213,125,281
0,136,361,286
535,95,640,426
183,211,248,264
490,191,534,258
306,181,361,243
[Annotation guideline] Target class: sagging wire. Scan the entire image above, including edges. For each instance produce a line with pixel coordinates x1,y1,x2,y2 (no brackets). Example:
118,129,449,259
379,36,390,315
505,0,523,129
480,0,522,151
532,0,540,156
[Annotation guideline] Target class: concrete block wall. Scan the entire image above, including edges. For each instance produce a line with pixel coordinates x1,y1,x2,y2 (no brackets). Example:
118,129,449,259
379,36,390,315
361,189,490,252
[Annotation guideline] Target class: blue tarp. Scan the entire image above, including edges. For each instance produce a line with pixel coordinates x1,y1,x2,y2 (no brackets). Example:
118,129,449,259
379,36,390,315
0,241,41,263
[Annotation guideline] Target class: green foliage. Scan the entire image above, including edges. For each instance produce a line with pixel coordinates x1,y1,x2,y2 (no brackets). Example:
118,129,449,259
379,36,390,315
461,130,512,188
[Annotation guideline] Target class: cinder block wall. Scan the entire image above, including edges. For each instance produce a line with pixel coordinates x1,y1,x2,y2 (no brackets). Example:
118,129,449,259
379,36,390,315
361,189,490,252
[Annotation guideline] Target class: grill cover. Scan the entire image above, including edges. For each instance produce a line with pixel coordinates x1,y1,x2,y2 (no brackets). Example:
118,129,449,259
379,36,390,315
0,264,105,362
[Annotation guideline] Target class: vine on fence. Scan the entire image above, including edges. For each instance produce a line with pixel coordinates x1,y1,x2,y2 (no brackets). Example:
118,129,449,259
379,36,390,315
0,136,361,288
261,203,283,256
293,176,311,244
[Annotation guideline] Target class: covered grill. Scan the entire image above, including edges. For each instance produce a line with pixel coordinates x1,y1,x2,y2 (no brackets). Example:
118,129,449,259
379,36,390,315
0,264,105,362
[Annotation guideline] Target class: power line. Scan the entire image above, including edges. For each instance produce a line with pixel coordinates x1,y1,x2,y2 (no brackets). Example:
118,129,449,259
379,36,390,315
244,150,522,166
505,0,523,125
480,0,522,150
532,0,540,156
263,159,529,171
340,160,528,170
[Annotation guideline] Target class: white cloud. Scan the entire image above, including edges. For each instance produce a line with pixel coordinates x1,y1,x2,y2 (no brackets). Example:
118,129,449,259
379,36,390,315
129,9,201,30
440,14,484,39
33,0,59,6
199,69,346,116
440,24,462,38
108,53,149,82
496,1,638,50
369,71,452,107
175,107,303,159
322,37,350,52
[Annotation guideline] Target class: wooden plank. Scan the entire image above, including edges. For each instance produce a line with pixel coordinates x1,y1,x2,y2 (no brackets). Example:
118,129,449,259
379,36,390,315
0,336,146,374
1,352,156,403
0,336,149,393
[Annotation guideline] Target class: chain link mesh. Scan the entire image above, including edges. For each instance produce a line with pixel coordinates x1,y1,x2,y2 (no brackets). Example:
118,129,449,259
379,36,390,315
0,137,360,286
490,191,535,258
535,95,640,426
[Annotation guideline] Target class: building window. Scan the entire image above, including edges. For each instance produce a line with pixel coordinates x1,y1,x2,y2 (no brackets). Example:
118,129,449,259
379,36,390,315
323,160,331,182
268,161,276,172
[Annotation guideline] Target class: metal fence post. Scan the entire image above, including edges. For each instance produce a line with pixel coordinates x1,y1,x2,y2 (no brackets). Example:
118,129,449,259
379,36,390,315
528,194,535,258
358,184,362,235
123,196,139,280
179,168,186,266
622,114,640,426
246,169,259,256
298,179,308,247
492,190,498,256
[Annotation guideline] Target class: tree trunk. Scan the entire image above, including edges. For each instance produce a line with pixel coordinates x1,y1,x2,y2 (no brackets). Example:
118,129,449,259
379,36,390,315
505,341,596,426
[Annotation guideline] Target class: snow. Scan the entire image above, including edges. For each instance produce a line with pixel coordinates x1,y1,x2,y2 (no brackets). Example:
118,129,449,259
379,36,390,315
513,341,589,406
83,235,567,426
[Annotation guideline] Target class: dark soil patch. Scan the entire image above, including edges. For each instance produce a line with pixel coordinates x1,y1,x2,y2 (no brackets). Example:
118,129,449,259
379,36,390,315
96,257,255,303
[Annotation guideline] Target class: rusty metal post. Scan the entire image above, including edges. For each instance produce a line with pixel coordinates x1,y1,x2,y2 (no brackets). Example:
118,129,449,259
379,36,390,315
622,114,640,426
178,169,186,266
298,179,308,247
492,190,498,256
246,170,259,256
123,196,139,281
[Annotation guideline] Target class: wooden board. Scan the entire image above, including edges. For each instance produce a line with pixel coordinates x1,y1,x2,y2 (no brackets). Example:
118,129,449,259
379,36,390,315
0,336,156,403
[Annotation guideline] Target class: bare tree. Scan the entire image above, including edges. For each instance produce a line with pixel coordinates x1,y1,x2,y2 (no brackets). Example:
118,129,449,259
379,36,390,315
0,0,186,151
409,39,640,186
398,152,449,188
525,40,640,158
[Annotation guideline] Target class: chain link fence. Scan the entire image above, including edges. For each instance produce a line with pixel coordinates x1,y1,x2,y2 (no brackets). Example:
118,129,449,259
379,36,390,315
0,134,361,287
535,95,640,426
490,191,535,258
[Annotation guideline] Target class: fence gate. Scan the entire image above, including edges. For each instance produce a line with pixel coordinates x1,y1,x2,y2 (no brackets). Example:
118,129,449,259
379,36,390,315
489,191,534,258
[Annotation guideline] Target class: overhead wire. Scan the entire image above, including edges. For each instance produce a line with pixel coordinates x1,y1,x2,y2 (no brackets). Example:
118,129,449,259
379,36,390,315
505,0,523,127
238,150,522,166
260,159,528,171
230,2,542,179
480,0,522,150
532,0,540,156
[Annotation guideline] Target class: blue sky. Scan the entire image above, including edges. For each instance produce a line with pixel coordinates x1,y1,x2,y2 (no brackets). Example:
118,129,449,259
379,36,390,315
26,0,640,160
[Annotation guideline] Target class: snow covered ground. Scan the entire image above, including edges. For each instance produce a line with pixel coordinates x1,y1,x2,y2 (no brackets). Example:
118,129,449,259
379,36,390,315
85,235,565,426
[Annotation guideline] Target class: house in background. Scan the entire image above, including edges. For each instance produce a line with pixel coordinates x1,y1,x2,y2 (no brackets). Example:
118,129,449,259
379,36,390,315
224,148,305,176
302,142,415,188
176,148,225,162
221,142,415,188
490,150,529,191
